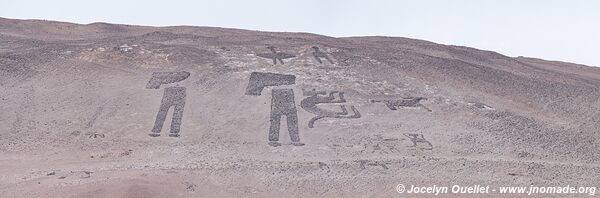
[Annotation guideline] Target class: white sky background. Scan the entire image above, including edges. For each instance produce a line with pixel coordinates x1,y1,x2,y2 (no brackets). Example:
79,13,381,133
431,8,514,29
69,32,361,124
1,0,599,67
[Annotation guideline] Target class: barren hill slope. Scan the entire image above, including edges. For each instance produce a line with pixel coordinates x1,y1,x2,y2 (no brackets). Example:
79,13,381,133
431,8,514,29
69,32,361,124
0,17,599,197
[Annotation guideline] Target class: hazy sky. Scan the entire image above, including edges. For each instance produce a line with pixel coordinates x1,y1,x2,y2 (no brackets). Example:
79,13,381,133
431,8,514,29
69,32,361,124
2,0,599,66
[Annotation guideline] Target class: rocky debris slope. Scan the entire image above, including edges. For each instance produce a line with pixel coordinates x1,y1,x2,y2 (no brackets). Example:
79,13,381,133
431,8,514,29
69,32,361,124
0,17,599,197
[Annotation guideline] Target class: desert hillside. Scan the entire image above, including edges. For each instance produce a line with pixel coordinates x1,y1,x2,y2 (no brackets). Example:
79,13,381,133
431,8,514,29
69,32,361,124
0,17,599,197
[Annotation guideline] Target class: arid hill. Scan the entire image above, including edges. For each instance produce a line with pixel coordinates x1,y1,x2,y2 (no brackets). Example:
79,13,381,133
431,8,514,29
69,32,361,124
0,17,599,197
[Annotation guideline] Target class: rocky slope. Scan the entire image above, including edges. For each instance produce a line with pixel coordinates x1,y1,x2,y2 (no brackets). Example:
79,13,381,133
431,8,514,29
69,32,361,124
0,17,599,197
